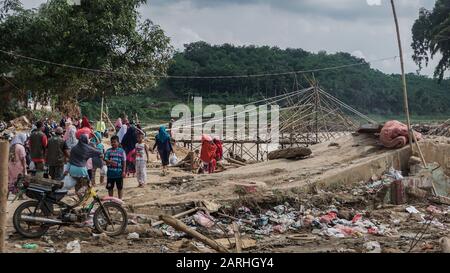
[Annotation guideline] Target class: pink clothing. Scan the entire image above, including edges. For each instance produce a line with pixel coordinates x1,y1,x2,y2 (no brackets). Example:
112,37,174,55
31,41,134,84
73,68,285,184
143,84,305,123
380,120,422,148
64,125,76,141
8,144,27,193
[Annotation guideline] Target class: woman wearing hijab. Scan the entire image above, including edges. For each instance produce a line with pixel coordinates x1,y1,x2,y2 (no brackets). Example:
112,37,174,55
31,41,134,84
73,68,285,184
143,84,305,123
121,122,138,177
117,117,129,143
152,126,173,176
213,137,223,161
115,117,123,133
67,134,102,181
8,133,28,195
200,134,217,174
64,121,78,151
81,116,92,129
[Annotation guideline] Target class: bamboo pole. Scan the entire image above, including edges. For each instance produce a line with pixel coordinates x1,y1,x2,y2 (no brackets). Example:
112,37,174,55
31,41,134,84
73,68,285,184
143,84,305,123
0,141,9,253
159,214,229,253
102,111,115,131
151,207,200,227
390,0,412,150
390,0,427,167
100,93,104,124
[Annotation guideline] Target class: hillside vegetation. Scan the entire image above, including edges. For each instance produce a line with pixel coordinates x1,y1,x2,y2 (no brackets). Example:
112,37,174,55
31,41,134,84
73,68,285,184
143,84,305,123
82,42,450,123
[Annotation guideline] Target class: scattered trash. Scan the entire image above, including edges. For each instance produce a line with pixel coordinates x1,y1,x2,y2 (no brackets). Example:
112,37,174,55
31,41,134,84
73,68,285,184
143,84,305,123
66,240,81,253
272,225,287,234
22,243,38,250
127,232,140,240
351,214,362,223
364,241,381,253
320,212,337,224
45,247,56,253
406,206,420,214
42,236,54,245
150,164,449,252
193,211,215,228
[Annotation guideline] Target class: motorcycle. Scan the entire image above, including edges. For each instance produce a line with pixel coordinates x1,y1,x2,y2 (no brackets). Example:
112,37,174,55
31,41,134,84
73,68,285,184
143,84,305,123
12,175,128,238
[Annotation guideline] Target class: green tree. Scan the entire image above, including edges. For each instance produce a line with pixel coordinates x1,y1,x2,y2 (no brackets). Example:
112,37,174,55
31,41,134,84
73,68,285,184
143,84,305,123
0,0,173,108
411,0,450,81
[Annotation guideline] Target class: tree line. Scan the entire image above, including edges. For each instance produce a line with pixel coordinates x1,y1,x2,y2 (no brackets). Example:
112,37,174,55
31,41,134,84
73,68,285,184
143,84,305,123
160,41,450,116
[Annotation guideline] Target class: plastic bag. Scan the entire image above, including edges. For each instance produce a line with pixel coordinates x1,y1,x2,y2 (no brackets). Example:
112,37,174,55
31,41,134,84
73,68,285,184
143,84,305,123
62,175,77,191
100,165,108,176
169,154,178,166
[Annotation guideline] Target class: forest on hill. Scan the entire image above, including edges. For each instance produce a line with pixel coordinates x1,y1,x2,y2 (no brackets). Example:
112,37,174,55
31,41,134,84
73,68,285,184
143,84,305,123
159,42,449,116
80,41,450,123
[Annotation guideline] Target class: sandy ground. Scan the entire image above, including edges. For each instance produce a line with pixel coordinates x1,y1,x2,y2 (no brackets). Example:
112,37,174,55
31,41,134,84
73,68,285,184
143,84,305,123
4,134,450,253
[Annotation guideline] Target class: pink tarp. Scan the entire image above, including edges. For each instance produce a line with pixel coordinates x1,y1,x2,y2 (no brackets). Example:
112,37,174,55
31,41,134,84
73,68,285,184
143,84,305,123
379,120,422,148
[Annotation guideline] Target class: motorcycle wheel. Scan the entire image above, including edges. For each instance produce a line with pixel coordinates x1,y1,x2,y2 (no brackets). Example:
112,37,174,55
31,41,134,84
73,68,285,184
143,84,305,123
93,202,127,236
13,200,50,238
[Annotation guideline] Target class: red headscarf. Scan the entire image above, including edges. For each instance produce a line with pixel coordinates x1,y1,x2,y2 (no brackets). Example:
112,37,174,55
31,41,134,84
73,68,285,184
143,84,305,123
81,116,92,129
200,134,216,163
76,127,94,139
213,138,223,160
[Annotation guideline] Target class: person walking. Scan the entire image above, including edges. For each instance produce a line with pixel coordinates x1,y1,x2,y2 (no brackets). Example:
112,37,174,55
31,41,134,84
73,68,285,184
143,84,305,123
152,126,173,176
8,133,28,195
64,120,78,151
200,134,217,174
46,127,69,180
135,132,149,187
29,121,48,177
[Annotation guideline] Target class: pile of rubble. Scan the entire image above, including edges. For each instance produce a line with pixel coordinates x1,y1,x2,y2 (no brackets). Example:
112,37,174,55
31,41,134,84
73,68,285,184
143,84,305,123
138,157,450,253
1,115,32,139
413,119,450,137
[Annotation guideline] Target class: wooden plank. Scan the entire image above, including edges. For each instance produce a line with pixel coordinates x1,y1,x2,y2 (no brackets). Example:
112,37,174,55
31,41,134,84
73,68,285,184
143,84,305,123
159,214,229,253
0,141,8,253
233,222,242,253
151,207,200,227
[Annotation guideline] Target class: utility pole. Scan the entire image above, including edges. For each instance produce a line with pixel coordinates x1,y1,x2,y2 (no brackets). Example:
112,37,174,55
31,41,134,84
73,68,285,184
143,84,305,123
390,0,413,151
390,0,427,167
100,92,104,124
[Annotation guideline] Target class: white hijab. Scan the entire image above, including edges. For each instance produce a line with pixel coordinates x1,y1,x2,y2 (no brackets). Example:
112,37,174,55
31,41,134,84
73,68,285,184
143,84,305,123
10,133,27,148
117,124,128,143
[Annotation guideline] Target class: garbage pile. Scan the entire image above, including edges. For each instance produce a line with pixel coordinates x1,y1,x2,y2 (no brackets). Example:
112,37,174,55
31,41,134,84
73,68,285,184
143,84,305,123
9,115,31,131
154,164,449,253
413,119,450,137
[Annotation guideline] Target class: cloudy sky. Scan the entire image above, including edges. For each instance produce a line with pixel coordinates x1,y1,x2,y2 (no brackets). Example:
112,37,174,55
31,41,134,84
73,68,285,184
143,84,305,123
22,0,441,76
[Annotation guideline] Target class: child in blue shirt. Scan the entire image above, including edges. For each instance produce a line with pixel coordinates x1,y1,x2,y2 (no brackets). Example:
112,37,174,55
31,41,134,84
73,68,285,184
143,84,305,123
104,136,126,199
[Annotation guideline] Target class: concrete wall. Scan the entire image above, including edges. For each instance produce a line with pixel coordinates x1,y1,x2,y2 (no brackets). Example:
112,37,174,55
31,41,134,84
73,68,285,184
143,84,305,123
315,146,412,188
419,142,450,175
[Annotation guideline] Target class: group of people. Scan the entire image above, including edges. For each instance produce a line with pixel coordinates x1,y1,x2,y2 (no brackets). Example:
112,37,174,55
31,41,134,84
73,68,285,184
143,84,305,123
8,112,225,201
8,113,178,201
199,134,223,174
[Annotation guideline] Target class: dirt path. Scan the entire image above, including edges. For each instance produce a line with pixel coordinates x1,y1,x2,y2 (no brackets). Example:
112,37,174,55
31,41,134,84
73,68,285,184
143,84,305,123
4,134,449,253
